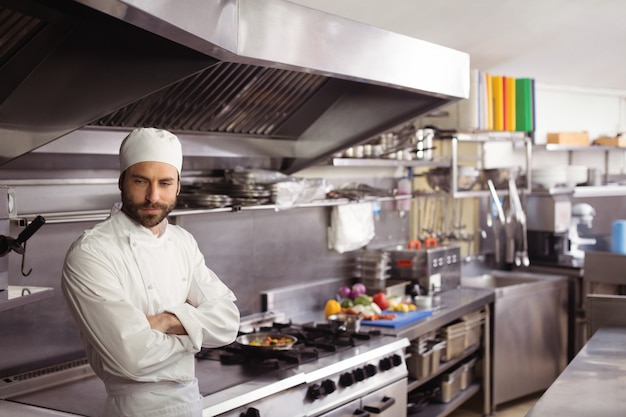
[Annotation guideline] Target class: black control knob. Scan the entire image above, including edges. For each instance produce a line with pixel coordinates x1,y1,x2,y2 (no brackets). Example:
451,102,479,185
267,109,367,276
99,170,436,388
321,379,337,395
353,367,365,381
240,408,260,417
365,363,377,377
379,357,392,371
339,372,355,387
307,383,322,400
392,353,403,367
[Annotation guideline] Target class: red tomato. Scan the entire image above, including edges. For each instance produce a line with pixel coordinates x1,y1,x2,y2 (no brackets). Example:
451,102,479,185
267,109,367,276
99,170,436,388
372,292,389,310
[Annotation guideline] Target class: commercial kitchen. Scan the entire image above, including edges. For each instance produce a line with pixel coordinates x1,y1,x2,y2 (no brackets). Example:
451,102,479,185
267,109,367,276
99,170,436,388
1,1,626,417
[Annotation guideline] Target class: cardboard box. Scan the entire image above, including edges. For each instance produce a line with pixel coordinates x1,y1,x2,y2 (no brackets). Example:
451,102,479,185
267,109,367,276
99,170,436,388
547,131,590,146
594,135,626,147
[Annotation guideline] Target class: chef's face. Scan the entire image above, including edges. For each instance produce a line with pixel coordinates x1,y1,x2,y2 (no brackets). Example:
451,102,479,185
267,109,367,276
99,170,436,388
120,161,180,233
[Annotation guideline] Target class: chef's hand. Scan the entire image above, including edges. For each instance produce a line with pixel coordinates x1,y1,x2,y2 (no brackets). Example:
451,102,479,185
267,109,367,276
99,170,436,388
147,312,187,335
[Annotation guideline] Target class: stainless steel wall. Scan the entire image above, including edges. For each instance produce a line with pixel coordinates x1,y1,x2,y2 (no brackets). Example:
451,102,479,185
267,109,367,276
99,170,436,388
0,179,408,378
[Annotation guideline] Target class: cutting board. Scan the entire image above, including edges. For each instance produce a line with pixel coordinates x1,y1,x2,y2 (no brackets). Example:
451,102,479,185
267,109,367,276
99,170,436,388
361,309,432,328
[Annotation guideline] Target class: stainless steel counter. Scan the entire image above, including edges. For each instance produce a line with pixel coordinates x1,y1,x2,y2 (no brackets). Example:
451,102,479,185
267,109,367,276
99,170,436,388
361,287,495,340
0,400,79,416
4,336,409,417
526,327,626,417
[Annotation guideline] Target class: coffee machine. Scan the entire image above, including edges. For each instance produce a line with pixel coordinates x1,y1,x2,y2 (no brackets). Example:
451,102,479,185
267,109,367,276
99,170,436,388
526,192,574,266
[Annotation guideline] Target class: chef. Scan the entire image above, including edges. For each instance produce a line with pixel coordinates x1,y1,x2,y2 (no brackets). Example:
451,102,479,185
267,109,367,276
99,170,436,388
62,127,240,417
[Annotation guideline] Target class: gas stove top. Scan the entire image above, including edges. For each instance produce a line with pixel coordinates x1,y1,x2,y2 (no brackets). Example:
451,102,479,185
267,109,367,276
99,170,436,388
195,320,385,393
200,320,381,359
2,314,409,417
196,319,409,416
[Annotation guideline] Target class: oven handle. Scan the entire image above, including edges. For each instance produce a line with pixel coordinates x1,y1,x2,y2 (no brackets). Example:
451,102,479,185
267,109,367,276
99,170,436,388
362,396,395,414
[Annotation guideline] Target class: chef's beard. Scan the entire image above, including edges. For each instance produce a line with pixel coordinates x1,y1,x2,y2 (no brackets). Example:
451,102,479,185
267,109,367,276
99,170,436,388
121,191,176,229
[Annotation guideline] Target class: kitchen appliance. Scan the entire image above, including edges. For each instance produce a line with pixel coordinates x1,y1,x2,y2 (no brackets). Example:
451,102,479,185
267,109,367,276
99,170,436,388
526,192,574,266
202,321,409,417
387,245,461,295
0,0,468,174
2,313,410,417
567,203,597,259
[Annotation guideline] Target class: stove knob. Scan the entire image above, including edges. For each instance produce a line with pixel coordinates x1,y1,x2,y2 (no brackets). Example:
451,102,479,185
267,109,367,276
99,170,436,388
353,367,365,381
321,379,337,395
307,383,322,400
392,353,403,367
379,357,392,371
240,408,260,417
365,363,378,377
339,372,355,387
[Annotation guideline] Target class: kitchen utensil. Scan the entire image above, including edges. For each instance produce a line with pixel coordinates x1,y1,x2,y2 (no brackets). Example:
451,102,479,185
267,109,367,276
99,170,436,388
509,178,530,266
487,180,505,264
235,332,298,351
481,167,522,189
413,128,435,160
425,167,480,192
327,313,362,332
0,215,46,257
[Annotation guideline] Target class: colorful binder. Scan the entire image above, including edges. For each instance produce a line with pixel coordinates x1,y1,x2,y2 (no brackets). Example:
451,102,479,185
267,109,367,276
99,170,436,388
515,78,534,132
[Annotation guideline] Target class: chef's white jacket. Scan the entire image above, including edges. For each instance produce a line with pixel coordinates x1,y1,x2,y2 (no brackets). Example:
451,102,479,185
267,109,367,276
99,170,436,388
62,206,240,417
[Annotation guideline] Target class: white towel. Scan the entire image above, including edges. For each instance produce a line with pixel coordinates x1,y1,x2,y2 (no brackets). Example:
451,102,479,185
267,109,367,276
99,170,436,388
329,202,375,253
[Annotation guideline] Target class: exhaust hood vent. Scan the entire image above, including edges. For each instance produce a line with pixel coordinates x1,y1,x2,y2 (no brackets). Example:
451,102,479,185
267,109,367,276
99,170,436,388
90,62,329,138
0,0,469,174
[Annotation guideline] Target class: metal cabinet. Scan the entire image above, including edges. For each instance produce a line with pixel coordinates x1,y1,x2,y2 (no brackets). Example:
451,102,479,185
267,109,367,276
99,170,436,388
362,287,494,417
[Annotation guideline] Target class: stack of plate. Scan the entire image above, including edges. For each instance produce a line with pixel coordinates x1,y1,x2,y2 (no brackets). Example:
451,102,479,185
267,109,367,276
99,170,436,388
531,167,568,190
355,250,391,291
177,193,233,209
566,165,589,187
179,180,272,207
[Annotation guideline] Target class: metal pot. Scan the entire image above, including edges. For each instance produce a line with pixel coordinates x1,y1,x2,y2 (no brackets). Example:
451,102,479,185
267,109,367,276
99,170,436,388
235,332,298,351
413,128,435,160
425,166,480,192
328,313,361,333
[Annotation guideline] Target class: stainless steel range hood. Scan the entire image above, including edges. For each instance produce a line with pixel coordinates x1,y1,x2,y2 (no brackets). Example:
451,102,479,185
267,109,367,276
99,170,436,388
0,0,469,174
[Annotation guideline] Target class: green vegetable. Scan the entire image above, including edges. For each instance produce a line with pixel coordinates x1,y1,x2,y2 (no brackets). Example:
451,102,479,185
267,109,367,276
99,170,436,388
340,298,355,308
354,294,372,306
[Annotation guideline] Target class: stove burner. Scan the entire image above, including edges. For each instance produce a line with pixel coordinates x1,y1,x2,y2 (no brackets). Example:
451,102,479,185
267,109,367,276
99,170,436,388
195,320,383,372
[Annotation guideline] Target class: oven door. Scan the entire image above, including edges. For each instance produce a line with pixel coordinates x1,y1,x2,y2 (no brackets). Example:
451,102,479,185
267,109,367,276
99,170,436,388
316,398,362,417
317,378,407,417
360,378,407,417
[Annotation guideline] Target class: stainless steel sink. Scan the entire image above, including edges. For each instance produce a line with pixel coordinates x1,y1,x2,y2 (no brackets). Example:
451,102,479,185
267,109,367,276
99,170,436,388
461,270,565,296
461,274,541,289
460,269,569,408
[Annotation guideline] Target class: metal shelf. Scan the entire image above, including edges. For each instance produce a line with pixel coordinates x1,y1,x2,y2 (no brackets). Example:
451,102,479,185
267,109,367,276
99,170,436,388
412,383,480,417
535,144,624,152
450,134,533,198
330,157,449,168
18,195,413,224
407,344,480,392
573,184,626,198
455,131,529,142
0,286,54,312
534,144,626,183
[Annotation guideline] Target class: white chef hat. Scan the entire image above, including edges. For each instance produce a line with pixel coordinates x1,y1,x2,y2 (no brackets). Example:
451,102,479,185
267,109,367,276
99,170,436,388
119,128,182,175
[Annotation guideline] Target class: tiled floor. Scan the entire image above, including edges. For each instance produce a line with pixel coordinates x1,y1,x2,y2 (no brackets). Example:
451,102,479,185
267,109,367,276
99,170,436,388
447,391,543,417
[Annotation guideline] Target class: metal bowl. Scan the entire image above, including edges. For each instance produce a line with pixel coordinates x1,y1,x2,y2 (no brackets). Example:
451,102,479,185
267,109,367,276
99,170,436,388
426,167,480,192
480,167,523,189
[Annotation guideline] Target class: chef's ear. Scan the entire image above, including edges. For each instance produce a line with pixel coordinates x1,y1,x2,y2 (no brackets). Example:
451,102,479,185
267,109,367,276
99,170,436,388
176,176,181,196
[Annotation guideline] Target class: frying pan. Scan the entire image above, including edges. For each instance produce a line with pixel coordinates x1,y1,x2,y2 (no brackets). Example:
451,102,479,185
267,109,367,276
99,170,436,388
235,332,298,351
